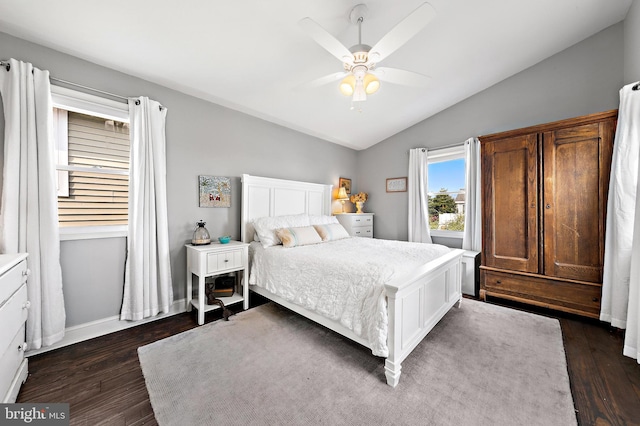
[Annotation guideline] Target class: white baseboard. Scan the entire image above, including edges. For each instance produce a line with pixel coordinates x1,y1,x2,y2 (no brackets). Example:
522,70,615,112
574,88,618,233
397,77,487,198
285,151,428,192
26,298,188,357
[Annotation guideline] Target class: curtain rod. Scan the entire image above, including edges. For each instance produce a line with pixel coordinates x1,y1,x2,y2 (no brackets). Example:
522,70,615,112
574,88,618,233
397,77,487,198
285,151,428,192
0,60,128,103
0,60,164,110
409,139,474,153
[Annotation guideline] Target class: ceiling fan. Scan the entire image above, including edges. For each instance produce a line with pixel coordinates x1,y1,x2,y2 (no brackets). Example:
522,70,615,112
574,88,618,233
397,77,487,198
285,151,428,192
299,2,436,104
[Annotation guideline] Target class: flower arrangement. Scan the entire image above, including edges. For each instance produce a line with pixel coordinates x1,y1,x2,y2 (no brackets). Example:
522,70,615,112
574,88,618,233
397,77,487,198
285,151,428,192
350,192,368,203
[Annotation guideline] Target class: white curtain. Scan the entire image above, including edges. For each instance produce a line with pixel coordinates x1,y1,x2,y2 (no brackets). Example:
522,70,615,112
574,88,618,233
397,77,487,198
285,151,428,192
462,137,481,251
601,81,640,363
0,58,65,349
121,97,173,320
408,148,432,243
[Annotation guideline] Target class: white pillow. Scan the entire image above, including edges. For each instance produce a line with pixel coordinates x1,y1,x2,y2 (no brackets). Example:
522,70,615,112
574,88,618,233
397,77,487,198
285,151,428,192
308,215,339,225
252,214,310,248
313,223,350,241
276,226,323,248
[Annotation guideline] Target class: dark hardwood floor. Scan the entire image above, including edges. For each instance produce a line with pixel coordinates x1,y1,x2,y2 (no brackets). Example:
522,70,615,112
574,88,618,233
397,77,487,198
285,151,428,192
16,296,640,426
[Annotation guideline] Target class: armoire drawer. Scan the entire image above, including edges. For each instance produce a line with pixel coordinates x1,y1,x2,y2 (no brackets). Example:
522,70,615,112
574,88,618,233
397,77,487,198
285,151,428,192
483,270,601,316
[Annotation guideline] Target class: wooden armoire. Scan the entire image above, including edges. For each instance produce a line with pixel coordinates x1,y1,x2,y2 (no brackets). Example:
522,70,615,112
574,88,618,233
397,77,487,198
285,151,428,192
479,110,617,318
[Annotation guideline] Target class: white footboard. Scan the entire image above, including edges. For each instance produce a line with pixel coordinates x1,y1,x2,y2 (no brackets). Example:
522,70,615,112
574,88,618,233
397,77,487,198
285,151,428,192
383,249,464,387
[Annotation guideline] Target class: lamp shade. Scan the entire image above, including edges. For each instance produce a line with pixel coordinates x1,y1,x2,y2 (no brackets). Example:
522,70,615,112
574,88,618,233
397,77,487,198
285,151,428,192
337,187,349,200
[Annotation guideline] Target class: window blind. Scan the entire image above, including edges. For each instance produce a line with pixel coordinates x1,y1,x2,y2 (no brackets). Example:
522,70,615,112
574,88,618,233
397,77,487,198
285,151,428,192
57,111,130,227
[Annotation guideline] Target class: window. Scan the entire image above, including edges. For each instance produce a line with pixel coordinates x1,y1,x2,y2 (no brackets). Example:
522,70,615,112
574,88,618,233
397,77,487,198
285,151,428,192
427,145,465,234
51,86,130,239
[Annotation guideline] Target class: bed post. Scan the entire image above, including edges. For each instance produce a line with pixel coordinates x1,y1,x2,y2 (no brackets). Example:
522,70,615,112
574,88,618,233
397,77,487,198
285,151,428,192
384,287,402,387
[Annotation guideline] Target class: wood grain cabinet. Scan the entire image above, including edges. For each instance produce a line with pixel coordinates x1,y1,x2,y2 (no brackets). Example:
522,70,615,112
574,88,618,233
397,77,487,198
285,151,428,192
480,110,616,318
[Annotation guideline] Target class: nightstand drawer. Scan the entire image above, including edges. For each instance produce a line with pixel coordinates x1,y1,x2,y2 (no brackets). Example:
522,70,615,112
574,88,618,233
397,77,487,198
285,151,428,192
206,249,243,273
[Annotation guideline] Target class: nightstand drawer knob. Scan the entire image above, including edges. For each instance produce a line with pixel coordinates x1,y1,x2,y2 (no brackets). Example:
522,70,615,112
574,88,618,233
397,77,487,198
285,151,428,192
22,300,31,310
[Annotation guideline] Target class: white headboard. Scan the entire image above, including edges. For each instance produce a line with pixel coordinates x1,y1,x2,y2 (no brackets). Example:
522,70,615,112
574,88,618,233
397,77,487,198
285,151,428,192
241,174,333,243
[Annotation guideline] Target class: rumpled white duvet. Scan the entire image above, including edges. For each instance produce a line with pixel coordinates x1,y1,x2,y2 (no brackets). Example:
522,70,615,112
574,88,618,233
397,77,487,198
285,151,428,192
249,237,451,357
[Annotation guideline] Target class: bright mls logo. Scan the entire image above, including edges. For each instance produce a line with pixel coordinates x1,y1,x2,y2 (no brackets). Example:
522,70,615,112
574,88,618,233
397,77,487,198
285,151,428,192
0,404,69,425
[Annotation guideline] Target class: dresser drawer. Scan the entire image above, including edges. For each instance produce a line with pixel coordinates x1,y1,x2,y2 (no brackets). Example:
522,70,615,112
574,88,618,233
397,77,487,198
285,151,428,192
0,284,29,357
352,226,373,238
350,216,373,227
0,259,27,306
0,324,26,402
335,214,374,238
483,270,601,315
206,249,243,274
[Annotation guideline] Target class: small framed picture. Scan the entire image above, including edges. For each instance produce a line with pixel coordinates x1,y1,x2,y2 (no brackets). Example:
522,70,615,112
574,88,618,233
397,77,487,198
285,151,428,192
386,177,407,193
339,177,352,195
199,176,231,207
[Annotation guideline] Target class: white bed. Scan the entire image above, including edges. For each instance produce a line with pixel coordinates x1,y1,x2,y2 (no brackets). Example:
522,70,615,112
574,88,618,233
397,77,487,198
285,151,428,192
241,174,464,387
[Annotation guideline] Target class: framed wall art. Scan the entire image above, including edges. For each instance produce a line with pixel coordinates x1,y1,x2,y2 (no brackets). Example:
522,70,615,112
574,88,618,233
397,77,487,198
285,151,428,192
199,176,231,207
386,177,407,193
339,177,352,195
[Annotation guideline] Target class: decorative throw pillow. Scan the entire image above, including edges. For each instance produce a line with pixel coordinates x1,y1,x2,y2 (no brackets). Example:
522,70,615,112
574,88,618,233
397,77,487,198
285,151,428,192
313,223,350,241
252,214,310,248
275,226,323,248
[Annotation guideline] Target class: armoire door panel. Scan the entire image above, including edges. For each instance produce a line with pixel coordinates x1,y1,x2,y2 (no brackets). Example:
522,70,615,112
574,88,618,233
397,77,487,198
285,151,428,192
543,122,613,282
482,134,538,273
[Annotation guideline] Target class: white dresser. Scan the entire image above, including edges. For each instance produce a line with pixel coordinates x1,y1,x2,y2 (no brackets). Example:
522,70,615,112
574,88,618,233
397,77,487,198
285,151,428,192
0,253,29,403
336,213,374,238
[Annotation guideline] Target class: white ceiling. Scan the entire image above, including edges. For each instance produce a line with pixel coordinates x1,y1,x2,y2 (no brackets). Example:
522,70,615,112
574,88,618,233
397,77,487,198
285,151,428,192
0,0,632,150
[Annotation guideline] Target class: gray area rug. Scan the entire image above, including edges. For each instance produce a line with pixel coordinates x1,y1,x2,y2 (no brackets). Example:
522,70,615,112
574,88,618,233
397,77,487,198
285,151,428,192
138,299,576,425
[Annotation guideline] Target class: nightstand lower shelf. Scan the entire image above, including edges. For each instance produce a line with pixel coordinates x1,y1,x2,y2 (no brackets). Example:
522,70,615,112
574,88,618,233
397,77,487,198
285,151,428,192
189,292,244,313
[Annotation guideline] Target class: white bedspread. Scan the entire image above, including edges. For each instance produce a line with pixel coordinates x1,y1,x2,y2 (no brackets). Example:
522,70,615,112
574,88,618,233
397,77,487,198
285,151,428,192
249,238,451,357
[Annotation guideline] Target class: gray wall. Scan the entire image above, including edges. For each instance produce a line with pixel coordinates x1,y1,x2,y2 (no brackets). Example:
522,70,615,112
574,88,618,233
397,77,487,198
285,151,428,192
0,31,358,327
358,23,625,242
625,0,640,83
0,10,634,329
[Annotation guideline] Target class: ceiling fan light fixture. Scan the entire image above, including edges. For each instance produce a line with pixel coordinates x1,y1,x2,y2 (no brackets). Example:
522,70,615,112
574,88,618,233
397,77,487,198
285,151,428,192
339,75,356,96
364,73,380,94
339,72,379,100
353,79,367,102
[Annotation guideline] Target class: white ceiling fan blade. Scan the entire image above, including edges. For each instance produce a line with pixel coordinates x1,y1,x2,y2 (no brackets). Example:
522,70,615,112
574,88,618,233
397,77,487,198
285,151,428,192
299,17,354,65
296,72,348,91
372,67,431,87
369,3,436,63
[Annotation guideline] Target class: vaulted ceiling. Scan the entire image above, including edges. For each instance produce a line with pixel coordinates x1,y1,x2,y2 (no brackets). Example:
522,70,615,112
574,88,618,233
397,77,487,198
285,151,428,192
0,0,632,150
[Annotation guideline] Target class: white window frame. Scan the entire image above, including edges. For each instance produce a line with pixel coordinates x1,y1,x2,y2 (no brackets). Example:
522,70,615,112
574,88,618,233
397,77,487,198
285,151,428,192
51,85,130,241
427,145,465,239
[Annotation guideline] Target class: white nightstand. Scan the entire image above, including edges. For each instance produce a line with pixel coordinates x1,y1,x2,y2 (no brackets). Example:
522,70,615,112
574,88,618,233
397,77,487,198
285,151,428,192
186,241,249,325
335,213,374,237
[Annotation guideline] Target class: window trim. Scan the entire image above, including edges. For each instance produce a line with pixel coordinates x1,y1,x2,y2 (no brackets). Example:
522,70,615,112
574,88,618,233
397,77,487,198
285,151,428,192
52,85,130,241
